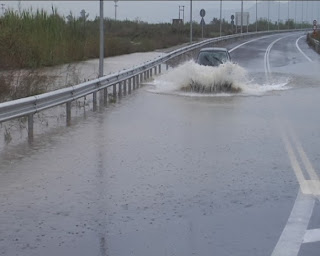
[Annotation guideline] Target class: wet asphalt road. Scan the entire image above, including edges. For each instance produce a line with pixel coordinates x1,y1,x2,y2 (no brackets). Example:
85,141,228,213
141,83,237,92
1,32,320,256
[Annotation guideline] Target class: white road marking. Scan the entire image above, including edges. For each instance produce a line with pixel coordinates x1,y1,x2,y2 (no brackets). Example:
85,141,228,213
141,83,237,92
303,229,320,244
264,36,291,81
271,190,315,256
229,35,274,52
272,125,320,256
295,35,313,62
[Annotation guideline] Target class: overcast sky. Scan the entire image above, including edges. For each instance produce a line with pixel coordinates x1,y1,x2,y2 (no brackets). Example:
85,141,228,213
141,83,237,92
0,1,319,24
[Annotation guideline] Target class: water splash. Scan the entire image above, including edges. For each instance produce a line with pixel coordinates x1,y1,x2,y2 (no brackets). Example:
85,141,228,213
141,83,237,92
149,61,290,96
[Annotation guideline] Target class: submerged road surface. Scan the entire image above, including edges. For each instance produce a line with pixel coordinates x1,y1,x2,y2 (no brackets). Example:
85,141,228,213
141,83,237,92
1,32,320,256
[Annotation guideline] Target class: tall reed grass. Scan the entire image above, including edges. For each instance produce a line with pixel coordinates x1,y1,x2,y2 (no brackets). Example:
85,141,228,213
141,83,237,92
0,8,191,70
0,7,311,70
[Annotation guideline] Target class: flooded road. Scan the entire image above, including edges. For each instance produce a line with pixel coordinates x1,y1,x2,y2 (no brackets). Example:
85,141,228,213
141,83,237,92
1,32,320,256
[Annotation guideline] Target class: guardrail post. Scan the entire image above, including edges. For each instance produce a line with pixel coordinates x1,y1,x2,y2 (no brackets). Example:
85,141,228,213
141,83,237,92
93,92,97,111
128,78,132,94
136,75,139,88
104,88,108,105
150,68,153,77
147,70,150,79
113,84,117,100
66,101,71,126
154,66,157,75
118,82,122,97
123,80,127,95
28,114,34,141
133,76,136,90
159,64,161,74
143,72,146,81
166,63,169,70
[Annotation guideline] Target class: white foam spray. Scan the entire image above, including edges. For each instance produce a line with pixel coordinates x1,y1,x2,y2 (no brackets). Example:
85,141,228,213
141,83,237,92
149,60,290,96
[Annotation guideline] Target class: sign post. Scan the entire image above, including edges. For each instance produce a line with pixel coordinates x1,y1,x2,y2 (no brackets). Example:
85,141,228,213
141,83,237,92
200,9,206,39
231,15,235,33
236,12,249,34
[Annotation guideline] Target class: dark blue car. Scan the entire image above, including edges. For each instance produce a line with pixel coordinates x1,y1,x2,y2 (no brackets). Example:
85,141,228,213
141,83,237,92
196,47,231,67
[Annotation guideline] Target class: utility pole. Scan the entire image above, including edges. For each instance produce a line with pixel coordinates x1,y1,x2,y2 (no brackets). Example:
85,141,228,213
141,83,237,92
268,0,270,31
295,0,297,29
311,2,316,20
278,0,280,30
241,0,243,34
99,0,104,78
179,5,185,23
306,1,308,26
302,0,304,29
256,0,258,32
114,0,118,20
190,0,192,43
288,0,290,30
220,0,222,37
318,1,320,28
182,5,185,23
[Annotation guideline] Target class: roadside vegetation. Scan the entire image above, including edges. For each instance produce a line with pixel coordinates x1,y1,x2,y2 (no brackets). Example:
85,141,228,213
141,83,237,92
0,8,192,70
0,6,312,101
0,7,312,70
311,31,320,41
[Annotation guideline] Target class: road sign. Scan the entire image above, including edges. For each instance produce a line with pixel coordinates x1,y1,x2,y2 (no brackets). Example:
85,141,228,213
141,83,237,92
200,9,206,17
231,15,234,20
313,20,317,26
235,12,249,26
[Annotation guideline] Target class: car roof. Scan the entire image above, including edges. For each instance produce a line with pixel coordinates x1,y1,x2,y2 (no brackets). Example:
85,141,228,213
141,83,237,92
199,47,228,52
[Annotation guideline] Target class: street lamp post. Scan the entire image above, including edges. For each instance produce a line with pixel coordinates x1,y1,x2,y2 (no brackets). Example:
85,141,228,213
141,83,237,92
318,1,320,26
190,0,192,43
278,0,280,30
288,0,290,29
220,0,222,37
241,0,243,34
256,0,258,32
306,1,308,26
295,0,297,29
114,0,118,20
302,0,304,29
99,0,104,78
268,1,270,31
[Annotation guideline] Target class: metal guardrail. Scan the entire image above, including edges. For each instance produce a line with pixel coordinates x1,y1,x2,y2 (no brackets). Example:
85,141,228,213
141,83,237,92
0,29,306,140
